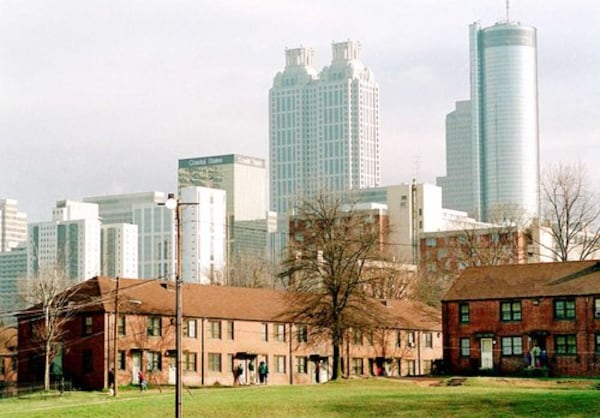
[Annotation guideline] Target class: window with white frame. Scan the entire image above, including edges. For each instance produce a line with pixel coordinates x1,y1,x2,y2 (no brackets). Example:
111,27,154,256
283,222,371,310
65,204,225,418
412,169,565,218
184,352,197,372
274,324,286,342
275,355,286,373
407,331,415,347
261,323,269,341
501,336,523,356
209,320,221,339
424,332,433,348
208,353,222,372
147,317,161,337
460,338,470,357
186,319,197,338
351,358,364,375
296,325,308,343
227,321,234,340
83,316,93,336
295,356,307,373
147,351,162,371
407,360,416,376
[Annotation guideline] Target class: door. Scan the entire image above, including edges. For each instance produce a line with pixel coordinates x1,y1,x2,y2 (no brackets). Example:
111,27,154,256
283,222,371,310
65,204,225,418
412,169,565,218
168,357,176,385
132,352,141,384
480,338,493,369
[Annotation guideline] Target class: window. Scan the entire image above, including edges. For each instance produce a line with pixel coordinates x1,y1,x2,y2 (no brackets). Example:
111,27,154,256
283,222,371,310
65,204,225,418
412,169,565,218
595,334,600,354
118,350,126,370
147,351,162,371
118,315,126,336
425,237,437,247
296,356,307,373
296,325,308,343
424,332,433,348
0,359,5,375
501,336,523,356
275,355,286,373
83,316,93,336
459,303,470,324
407,360,416,376
594,299,600,319
407,331,415,347
208,353,222,372
82,350,93,373
554,299,576,320
261,323,269,341
147,317,161,336
396,331,402,347
227,321,234,340
185,319,197,338
555,335,577,355
209,320,222,339
184,353,197,372
274,324,286,342
501,301,522,321
353,330,363,346
460,338,470,357
351,358,364,375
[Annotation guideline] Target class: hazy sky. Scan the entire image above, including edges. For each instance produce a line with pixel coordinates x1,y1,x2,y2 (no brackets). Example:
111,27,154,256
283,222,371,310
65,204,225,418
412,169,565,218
1,0,598,222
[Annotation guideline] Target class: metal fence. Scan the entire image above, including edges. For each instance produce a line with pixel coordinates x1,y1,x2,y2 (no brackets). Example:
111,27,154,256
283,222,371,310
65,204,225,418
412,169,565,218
0,379,73,400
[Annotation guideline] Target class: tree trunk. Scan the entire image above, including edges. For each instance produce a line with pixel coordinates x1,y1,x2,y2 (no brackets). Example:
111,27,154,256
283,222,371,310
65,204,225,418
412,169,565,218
331,326,343,380
44,341,51,391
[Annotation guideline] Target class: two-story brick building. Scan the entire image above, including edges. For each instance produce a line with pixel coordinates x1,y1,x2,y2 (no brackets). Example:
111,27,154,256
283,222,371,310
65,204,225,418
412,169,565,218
442,260,600,376
0,327,17,386
17,277,442,389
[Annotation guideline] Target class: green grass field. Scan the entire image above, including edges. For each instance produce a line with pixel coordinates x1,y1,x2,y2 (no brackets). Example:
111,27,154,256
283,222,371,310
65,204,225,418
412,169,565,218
2,377,600,417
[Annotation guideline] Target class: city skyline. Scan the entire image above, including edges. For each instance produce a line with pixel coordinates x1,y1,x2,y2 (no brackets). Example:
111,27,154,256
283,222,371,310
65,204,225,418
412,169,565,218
1,1,598,222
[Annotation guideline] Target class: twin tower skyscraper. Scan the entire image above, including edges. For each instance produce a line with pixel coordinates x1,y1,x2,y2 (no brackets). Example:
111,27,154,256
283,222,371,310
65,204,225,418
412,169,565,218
270,19,540,223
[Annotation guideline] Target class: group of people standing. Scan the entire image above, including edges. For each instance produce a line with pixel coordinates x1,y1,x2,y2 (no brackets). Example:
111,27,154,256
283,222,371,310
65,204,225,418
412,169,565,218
234,360,269,385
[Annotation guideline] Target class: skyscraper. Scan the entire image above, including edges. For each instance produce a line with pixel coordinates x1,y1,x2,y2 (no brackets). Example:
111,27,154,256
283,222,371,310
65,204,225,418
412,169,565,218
28,200,101,280
269,40,380,214
438,21,540,222
0,199,27,252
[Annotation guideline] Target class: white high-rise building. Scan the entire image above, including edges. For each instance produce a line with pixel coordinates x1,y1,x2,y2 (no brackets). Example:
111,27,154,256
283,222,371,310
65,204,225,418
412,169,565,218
180,186,226,284
101,223,138,278
269,40,380,214
0,199,27,252
438,20,540,222
84,192,175,280
28,200,101,280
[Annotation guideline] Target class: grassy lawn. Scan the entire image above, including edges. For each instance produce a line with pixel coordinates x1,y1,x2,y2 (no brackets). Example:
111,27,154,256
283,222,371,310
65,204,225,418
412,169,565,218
2,377,600,417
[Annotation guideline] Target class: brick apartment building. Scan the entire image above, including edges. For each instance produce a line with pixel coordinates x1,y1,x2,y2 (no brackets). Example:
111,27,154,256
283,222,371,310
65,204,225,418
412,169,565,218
17,277,441,390
442,260,600,376
0,327,17,386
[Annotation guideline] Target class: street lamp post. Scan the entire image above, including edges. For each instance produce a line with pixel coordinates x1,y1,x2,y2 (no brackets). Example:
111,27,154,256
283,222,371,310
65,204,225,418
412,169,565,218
163,193,197,418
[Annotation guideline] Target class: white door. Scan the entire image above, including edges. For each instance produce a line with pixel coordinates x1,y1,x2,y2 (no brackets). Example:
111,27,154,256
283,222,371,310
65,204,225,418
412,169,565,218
480,338,493,369
168,358,176,385
132,352,141,384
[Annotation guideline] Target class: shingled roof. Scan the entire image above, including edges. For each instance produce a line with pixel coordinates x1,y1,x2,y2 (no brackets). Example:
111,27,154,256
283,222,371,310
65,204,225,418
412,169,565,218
20,276,440,331
443,260,600,302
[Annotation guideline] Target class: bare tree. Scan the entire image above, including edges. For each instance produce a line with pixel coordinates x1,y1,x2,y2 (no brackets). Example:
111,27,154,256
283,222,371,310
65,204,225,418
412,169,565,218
541,162,600,261
19,266,77,390
226,254,278,289
364,261,416,300
279,194,389,380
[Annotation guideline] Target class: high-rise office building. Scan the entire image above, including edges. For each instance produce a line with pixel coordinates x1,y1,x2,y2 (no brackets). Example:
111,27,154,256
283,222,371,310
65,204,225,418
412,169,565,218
180,186,226,284
84,192,175,280
0,199,27,252
28,200,101,280
0,246,27,323
269,40,380,214
178,154,276,280
438,21,540,222
101,223,138,278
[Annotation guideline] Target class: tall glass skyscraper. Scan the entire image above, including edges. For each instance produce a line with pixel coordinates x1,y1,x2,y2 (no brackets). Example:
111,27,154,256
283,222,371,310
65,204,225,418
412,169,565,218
438,21,540,222
269,40,380,214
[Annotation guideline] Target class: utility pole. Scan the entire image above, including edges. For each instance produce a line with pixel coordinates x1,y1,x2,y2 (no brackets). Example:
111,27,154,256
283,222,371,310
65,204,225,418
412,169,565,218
113,276,120,397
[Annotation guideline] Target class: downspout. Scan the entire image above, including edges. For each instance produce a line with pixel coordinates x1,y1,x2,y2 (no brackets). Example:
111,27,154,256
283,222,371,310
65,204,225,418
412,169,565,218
417,330,422,375
201,318,205,385
289,323,293,385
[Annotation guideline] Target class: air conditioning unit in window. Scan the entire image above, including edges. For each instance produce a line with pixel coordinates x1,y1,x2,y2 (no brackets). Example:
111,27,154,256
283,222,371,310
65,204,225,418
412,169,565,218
594,310,600,319
408,342,415,348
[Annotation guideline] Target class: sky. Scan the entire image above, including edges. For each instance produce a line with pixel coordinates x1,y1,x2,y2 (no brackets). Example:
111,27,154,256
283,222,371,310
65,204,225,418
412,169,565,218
1,0,599,222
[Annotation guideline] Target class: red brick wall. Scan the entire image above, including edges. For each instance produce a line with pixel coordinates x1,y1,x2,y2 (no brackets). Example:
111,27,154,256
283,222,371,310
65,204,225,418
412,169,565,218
443,295,600,376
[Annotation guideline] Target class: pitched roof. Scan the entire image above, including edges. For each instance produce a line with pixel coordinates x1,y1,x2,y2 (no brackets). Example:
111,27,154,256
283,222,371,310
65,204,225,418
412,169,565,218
443,260,600,302
22,276,440,331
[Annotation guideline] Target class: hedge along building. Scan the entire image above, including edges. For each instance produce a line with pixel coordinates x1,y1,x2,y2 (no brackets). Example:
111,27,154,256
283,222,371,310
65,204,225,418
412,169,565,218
17,277,441,390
